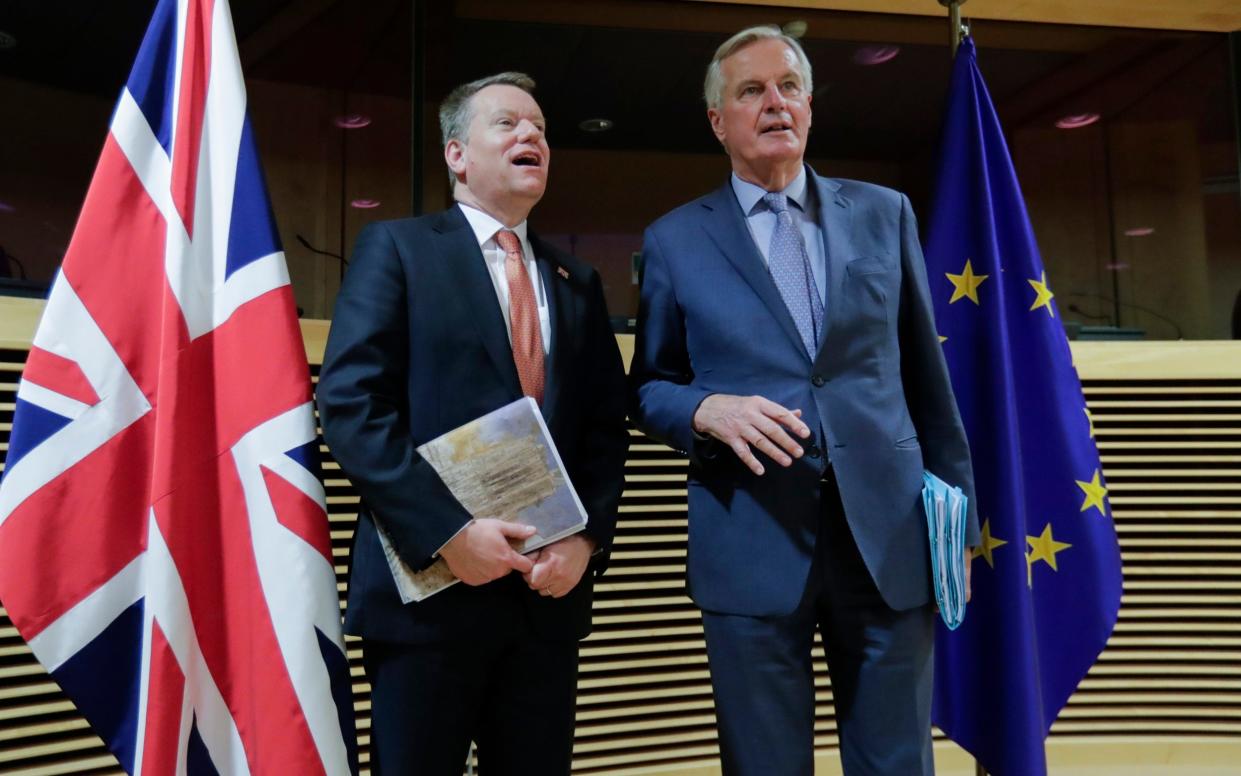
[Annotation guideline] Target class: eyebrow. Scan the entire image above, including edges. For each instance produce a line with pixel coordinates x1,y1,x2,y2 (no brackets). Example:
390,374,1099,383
736,72,801,90
490,108,546,123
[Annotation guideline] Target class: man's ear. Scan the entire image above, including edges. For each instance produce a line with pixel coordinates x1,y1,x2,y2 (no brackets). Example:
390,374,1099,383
444,139,467,180
707,108,726,147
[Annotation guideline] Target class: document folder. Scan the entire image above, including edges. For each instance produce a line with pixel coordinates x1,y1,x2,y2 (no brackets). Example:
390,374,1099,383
921,471,968,630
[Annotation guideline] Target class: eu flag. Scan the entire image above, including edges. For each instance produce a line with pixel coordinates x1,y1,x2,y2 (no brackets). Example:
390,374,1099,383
924,37,1124,775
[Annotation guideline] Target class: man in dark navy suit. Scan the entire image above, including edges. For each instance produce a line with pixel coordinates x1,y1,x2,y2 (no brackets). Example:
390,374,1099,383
630,26,978,776
317,72,627,776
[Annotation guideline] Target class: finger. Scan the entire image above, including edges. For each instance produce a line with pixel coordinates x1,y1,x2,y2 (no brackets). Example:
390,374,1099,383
527,563,550,589
498,522,538,538
508,551,535,575
752,417,804,460
758,398,811,438
745,430,793,468
729,438,765,476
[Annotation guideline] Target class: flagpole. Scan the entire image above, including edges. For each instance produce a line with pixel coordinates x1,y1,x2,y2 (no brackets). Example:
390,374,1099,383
935,6,990,775
938,0,968,57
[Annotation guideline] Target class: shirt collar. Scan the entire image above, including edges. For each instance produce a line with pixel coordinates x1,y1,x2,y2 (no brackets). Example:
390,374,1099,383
731,166,811,217
456,202,529,250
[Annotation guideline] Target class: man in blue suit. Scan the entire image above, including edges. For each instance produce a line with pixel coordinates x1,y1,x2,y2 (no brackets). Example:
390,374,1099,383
318,72,628,774
630,26,978,776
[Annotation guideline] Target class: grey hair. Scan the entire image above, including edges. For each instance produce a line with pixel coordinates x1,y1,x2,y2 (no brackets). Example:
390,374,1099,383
703,25,813,110
439,71,537,186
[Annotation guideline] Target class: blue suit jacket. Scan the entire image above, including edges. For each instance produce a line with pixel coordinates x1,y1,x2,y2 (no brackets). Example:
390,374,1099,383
318,207,629,643
630,167,978,615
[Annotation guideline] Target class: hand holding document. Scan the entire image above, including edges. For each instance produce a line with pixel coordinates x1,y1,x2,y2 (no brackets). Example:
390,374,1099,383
376,397,589,602
922,471,969,630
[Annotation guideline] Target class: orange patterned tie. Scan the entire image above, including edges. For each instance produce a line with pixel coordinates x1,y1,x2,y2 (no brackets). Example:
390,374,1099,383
495,230,545,403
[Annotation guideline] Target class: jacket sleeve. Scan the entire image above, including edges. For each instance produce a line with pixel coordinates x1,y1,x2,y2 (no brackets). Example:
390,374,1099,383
316,222,473,569
896,194,981,545
628,225,719,468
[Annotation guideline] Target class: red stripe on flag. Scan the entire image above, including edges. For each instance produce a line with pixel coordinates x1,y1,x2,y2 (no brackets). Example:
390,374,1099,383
0,417,154,639
169,0,213,236
63,136,180,402
262,465,332,565
21,347,101,407
154,450,326,775
141,621,186,776
149,287,311,502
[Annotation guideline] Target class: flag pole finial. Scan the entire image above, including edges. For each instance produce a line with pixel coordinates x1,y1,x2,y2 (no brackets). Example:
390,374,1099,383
937,0,969,57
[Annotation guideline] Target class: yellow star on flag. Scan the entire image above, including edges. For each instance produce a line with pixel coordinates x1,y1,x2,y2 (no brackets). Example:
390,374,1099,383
1026,523,1072,587
1076,469,1108,516
939,335,948,344
1028,271,1055,317
973,518,1008,569
946,259,988,305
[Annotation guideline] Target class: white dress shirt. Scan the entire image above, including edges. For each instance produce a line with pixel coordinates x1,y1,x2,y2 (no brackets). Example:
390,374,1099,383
457,202,551,354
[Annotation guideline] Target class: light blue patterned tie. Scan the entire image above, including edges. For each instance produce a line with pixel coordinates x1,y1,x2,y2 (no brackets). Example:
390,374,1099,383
763,192,824,357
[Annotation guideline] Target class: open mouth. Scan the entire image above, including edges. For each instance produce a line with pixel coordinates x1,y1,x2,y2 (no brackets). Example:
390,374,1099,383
512,151,542,167
761,123,793,134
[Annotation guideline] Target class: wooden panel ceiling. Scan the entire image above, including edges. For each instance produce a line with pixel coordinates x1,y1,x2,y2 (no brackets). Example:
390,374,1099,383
691,0,1241,34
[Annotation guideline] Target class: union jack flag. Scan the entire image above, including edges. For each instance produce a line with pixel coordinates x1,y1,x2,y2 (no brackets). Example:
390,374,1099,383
0,0,357,773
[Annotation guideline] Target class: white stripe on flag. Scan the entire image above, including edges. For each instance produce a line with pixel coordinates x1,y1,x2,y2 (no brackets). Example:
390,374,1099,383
27,554,145,672
15,380,92,420
0,280,151,528
140,512,252,776
232,403,352,775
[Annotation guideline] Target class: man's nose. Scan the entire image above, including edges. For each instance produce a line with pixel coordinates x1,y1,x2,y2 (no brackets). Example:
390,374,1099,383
517,119,543,140
761,82,786,111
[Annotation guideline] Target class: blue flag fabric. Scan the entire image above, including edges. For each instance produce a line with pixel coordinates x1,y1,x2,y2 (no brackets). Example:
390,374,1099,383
924,37,1123,776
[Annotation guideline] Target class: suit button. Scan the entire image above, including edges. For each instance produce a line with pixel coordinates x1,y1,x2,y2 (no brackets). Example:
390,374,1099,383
807,445,822,459
811,374,826,387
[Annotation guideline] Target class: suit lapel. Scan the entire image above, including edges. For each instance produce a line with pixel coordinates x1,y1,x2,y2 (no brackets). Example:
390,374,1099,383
700,184,809,361
530,231,572,422
430,207,523,398
811,171,852,358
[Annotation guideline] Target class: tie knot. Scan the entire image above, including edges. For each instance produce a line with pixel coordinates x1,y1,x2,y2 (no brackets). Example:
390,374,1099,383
495,229,522,259
763,192,789,215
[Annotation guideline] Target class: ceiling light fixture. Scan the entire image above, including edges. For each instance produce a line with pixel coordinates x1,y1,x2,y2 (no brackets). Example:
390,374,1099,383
579,118,613,133
350,199,381,209
1123,227,1155,237
334,114,372,129
1055,113,1100,129
853,45,900,66
782,21,808,39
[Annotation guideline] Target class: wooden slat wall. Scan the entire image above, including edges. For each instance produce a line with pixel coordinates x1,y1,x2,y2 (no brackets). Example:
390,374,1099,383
1,331,1240,773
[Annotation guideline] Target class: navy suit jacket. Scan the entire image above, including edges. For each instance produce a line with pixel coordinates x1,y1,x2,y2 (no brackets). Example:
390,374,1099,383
630,167,978,615
318,206,628,643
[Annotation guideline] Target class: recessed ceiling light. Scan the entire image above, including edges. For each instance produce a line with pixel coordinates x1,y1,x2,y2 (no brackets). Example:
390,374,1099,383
1123,227,1155,237
1106,262,1130,271
853,45,900,66
350,199,381,209
1055,113,1100,129
579,118,613,133
0,31,16,50
782,21,808,39
334,114,372,129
